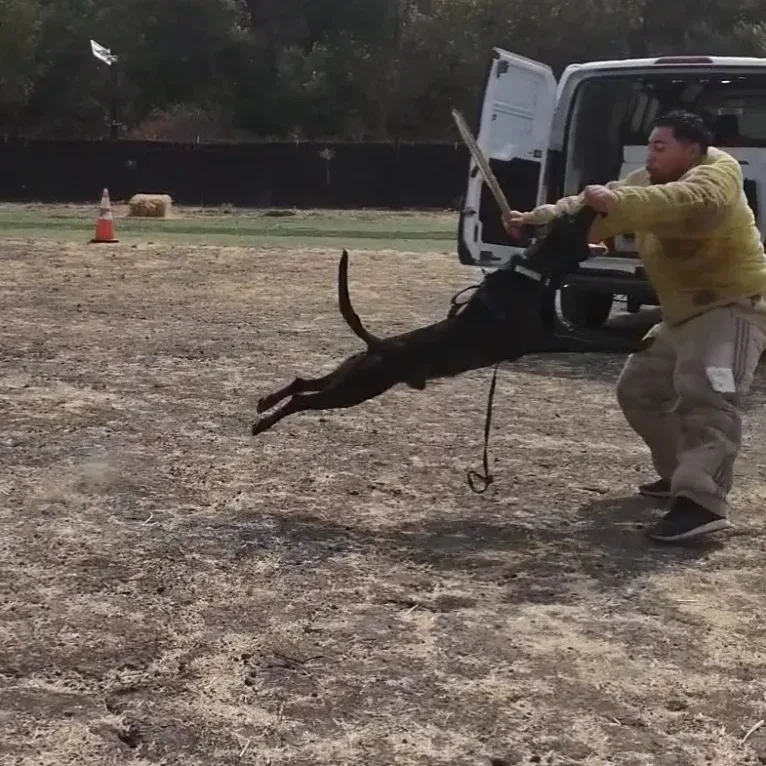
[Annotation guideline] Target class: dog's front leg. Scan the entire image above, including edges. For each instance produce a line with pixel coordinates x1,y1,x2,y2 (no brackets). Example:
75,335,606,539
544,329,650,354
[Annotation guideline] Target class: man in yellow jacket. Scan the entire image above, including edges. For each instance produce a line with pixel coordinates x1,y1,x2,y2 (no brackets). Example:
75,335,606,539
504,110,766,543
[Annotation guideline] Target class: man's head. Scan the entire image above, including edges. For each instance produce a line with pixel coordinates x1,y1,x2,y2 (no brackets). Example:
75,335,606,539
646,110,712,184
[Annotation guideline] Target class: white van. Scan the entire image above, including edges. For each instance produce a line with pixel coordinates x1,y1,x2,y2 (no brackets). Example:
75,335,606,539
458,51,766,328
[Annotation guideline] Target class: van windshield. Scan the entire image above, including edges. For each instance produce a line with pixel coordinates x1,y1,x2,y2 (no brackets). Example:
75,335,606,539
624,73,766,147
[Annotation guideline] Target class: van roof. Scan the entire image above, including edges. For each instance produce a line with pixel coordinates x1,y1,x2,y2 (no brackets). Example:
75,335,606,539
564,55,766,73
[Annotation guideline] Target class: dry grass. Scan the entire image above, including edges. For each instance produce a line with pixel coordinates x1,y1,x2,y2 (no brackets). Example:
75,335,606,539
2,237,766,766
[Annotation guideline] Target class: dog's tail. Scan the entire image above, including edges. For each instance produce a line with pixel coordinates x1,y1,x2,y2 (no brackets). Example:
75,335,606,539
338,249,383,349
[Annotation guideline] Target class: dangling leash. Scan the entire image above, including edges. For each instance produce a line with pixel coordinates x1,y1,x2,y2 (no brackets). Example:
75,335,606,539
447,274,499,495
467,362,500,494
449,110,602,497
448,110,519,494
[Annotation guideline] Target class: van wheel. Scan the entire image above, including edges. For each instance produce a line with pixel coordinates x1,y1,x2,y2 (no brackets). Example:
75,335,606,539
559,286,613,330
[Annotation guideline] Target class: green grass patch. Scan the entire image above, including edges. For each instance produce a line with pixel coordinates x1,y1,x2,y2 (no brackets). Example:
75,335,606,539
0,205,459,252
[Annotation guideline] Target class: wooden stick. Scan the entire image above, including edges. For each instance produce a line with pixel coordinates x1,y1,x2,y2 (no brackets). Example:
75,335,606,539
451,108,514,220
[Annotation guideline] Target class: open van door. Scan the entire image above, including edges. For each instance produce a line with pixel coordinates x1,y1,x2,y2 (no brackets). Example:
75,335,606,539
458,48,558,267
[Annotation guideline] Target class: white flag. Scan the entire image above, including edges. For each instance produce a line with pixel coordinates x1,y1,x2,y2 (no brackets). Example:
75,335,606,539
90,39,118,66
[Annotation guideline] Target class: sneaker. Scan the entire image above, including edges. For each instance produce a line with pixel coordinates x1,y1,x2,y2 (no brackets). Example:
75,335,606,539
639,478,672,499
648,496,733,543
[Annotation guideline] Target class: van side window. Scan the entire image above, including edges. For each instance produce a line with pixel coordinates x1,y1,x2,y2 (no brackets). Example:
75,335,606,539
624,90,660,145
698,94,766,146
624,75,766,147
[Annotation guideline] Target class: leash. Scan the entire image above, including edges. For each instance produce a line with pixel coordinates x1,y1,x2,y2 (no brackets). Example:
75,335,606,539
448,269,488,319
447,284,479,318
447,271,498,495
467,362,500,494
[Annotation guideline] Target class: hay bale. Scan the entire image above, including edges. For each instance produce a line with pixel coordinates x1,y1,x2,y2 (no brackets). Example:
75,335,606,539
128,193,173,218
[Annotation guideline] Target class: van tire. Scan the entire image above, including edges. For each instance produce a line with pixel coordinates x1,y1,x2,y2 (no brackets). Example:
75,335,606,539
559,286,613,329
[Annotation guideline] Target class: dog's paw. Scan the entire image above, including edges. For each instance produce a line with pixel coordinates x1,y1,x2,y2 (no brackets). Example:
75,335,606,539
256,397,269,414
252,415,278,436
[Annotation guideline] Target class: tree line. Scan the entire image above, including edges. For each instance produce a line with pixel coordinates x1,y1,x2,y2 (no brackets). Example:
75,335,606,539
1,0,765,142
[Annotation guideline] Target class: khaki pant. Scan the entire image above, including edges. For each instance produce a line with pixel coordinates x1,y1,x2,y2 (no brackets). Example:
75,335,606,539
616,296,766,518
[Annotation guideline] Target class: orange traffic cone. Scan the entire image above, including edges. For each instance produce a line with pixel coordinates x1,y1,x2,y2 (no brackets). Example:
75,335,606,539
90,188,118,243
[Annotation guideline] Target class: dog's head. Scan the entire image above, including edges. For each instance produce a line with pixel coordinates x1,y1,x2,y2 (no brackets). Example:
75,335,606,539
519,206,598,287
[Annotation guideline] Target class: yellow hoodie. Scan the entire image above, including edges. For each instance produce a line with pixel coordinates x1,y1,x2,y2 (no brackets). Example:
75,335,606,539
521,147,766,325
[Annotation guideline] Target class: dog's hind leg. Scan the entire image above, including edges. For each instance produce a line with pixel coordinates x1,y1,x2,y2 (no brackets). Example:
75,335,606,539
256,372,338,414
252,374,401,436
252,389,345,436
252,398,301,435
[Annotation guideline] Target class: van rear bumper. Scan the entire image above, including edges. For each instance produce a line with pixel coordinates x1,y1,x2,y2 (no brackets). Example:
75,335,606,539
564,268,658,304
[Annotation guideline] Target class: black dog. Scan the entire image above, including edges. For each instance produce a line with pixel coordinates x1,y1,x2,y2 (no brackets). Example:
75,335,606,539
251,206,644,443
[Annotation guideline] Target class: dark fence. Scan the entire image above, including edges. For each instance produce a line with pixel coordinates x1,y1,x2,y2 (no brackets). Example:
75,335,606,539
0,138,471,209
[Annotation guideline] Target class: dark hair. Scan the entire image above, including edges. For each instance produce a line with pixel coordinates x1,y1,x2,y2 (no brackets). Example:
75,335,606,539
652,109,712,152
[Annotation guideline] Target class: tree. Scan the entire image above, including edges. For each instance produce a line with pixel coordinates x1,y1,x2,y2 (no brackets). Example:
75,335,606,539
0,0,42,133
4,0,766,139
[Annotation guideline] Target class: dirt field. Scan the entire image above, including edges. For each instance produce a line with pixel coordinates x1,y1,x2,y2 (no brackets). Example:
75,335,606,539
2,236,766,766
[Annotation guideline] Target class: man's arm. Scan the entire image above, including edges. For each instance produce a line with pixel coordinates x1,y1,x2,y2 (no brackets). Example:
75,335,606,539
505,169,649,235
519,193,584,226
603,156,742,239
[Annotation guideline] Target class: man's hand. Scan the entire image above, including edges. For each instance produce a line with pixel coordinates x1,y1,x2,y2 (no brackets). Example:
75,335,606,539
502,210,526,238
583,185,618,214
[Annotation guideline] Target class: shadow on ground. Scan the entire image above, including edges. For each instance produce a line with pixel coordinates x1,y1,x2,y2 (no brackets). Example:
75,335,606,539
191,492,727,607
